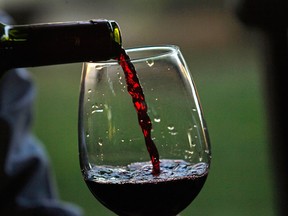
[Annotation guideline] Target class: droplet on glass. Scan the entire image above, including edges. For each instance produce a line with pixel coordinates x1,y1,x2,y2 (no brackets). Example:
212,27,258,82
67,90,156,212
146,59,154,67
91,103,104,114
185,150,194,155
100,153,104,161
169,130,178,136
167,125,175,130
98,139,103,146
92,110,103,114
154,117,161,123
88,89,92,93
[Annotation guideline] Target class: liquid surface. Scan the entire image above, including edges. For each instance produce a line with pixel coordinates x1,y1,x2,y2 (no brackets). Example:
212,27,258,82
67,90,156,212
85,160,209,216
86,159,208,183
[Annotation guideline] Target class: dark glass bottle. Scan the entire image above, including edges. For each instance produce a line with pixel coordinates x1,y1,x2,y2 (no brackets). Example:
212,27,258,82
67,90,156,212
0,19,122,74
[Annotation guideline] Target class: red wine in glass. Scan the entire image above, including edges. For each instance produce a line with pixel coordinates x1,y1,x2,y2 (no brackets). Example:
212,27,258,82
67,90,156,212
85,160,208,216
79,46,211,216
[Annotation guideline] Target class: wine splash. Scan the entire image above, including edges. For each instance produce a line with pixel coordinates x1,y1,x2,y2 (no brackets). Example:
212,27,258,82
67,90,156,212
117,48,160,175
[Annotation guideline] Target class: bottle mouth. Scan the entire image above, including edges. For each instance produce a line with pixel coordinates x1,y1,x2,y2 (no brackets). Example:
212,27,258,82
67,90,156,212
109,21,122,47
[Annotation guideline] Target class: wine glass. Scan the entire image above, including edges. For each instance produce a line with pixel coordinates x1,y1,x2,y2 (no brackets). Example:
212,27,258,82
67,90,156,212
78,45,211,216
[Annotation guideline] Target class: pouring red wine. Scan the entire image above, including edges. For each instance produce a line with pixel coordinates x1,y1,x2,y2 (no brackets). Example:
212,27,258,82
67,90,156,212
79,45,211,216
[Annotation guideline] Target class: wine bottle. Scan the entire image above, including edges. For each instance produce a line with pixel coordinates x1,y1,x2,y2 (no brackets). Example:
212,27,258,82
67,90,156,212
0,19,122,74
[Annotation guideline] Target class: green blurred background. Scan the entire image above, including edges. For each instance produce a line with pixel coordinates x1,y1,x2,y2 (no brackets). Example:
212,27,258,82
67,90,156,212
1,0,275,215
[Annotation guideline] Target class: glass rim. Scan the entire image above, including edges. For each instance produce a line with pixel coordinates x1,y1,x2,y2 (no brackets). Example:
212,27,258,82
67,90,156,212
85,45,180,65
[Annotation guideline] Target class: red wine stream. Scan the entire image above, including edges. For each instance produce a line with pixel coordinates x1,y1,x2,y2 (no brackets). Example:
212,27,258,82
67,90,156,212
116,48,160,175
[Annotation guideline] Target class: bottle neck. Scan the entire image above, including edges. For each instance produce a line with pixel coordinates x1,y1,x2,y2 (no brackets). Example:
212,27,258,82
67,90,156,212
0,20,122,74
